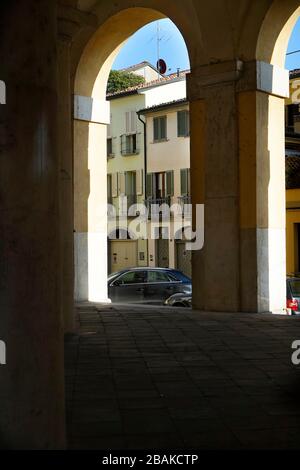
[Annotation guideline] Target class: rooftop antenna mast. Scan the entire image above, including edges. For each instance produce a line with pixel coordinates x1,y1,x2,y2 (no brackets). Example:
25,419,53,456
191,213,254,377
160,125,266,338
157,21,160,79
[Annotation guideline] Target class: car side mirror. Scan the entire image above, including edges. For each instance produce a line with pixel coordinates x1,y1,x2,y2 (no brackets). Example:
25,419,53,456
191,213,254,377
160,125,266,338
113,279,121,286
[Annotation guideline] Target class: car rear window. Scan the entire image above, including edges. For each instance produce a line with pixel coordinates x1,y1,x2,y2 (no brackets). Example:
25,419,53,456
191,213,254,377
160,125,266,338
171,270,191,283
147,271,173,283
289,280,300,297
117,271,147,284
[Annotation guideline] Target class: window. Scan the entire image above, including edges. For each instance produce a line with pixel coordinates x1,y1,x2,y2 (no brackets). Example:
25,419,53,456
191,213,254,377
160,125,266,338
117,271,147,285
125,111,137,134
286,104,300,132
180,169,190,196
177,110,190,137
107,138,114,157
166,171,174,197
146,173,154,199
153,116,167,141
121,134,138,155
125,171,137,206
146,172,174,199
107,174,112,204
111,173,118,198
147,271,175,283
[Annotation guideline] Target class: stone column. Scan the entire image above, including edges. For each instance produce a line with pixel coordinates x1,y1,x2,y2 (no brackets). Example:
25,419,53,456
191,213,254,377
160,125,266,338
73,96,110,302
0,1,65,448
57,27,75,332
188,60,288,313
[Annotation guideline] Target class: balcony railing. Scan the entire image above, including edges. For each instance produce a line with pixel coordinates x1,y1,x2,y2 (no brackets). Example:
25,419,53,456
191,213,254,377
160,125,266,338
146,197,171,219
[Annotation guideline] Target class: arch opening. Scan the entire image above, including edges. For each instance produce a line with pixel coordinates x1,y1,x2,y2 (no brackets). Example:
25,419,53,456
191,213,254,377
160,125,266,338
73,7,191,302
253,1,300,313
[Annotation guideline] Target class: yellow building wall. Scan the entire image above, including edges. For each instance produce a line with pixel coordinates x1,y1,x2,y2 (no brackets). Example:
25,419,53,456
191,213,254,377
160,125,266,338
286,189,300,274
287,77,300,106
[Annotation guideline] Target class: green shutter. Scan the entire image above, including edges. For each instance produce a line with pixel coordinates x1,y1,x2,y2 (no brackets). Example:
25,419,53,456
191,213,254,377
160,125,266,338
120,135,126,154
166,171,174,197
178,111,184,137
161,117,166,139
186,111,190,136
178,111,189,137
154,118,159,141
154,116,166,141
146,173,153,198
181,169,188,196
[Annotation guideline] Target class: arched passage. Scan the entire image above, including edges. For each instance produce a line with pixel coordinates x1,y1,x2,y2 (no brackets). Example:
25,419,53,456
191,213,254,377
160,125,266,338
72,7,192,302
233,0,300,313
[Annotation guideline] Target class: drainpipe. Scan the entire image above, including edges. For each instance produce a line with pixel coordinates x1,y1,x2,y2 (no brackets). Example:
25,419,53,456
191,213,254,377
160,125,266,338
138,112,147,201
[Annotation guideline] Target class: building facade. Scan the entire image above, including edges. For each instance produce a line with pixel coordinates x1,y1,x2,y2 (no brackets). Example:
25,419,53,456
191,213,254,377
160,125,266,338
106,65,188,273
139,99,192,277
286,70,300,275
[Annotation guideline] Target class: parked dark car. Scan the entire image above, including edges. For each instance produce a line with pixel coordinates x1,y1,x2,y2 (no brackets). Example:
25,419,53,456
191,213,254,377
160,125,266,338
108,267,191,304
287,276,300,314
164,292,192,308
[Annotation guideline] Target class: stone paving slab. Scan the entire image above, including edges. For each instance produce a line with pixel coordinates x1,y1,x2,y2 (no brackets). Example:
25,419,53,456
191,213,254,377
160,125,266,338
65,304,300,450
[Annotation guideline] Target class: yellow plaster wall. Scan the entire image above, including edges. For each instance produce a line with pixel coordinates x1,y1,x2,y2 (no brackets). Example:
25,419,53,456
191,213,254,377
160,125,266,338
286,189,300,274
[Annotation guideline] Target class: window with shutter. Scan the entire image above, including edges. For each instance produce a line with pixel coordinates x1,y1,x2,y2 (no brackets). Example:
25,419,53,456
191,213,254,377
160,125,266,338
136,169,143,196
120,134,139,155
177,110,190,137
181,169,190,196
153,116,167,141
112,173,118,198
146,173,153,198
107,138,113,157
166,171,174,197
125,112,130,134
120,135,126,154
131,111,137,133
107,113,112,138
119,173,126,195
107,174,112,203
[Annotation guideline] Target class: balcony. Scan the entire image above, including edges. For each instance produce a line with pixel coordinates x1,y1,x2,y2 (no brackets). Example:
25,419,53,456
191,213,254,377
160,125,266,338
121,133,140,157
146,197,171,219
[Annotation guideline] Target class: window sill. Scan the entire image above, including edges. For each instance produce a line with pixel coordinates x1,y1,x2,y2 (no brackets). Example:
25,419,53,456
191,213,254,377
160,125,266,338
121,152,140,157
152,138,169,144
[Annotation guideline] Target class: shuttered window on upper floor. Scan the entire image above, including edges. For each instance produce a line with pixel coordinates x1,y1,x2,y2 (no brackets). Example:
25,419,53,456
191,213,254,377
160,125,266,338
177,110,190,137
180,169,190,196
153,116,167,142
125,111,137,134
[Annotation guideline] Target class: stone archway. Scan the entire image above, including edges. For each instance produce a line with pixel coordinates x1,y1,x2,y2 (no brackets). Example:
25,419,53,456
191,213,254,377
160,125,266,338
4,0,300,448
72,6,193,303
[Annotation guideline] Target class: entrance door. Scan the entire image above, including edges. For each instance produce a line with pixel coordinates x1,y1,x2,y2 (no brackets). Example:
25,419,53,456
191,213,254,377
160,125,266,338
156,238,169,268
109,240,137,274
176,241,192,277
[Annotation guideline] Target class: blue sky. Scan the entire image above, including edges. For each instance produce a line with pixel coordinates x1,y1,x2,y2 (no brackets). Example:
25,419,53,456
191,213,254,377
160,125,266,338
113,17,300,73
286,17,300,70
112,19,190,74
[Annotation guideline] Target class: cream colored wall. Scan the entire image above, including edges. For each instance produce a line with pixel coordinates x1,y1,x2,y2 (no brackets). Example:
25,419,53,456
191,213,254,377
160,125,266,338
147,104,190,200
142,80,187,108
146,104,191,268
107,93,148,268
132,65,161,83
107,94,145,177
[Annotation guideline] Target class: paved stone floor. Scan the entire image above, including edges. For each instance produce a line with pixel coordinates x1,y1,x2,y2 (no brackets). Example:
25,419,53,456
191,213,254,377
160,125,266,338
65,304,300,449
